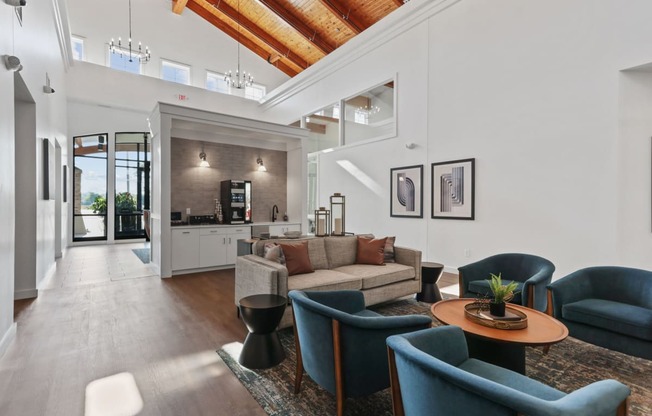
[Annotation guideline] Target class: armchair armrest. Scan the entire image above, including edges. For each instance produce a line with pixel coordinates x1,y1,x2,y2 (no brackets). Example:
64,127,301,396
235,255,289,305
298,290,366,314
522,267,554,311
547,269,595,318
548,380,630,416
394,246,422,283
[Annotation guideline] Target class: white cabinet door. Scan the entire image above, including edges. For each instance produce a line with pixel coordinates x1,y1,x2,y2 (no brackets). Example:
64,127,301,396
225,228,250,265
199,228,227,267
285,224,301,233
268,223,301,236
171,229,200,271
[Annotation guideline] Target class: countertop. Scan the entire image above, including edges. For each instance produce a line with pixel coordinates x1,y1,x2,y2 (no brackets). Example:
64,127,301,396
170,221,300,229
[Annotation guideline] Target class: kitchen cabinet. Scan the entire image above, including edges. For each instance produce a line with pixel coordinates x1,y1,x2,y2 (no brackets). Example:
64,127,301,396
171,229,200,271
252,223,301,238
172,226,251,271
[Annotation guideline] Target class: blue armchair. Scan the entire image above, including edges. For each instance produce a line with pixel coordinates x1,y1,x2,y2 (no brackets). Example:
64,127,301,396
386,326,630,416
458,253,555,311
288,290,432,416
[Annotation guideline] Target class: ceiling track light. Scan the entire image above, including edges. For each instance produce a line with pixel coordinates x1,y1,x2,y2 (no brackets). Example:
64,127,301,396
3,55,22,72
4,0,26,6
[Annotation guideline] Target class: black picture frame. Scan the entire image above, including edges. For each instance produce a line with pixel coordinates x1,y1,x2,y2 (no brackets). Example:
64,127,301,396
63,165,68,203
42,138,55,200
431,158,475,220
390,165,423,218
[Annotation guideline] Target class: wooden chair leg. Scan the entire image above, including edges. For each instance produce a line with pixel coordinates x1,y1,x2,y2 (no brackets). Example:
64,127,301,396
292,306,304,394
617,397,629,416
387,347,405,416
542,345,550,354
332,319,345,416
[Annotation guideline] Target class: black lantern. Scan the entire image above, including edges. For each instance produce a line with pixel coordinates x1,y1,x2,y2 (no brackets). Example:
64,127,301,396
314,207,331,237
330,193,345,236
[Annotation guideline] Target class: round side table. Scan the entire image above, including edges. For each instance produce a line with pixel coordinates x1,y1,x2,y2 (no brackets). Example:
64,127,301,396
238,294,287,369
417,262,444,303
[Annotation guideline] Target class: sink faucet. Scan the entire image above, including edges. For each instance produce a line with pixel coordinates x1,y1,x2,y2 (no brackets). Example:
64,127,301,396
272,205,279,222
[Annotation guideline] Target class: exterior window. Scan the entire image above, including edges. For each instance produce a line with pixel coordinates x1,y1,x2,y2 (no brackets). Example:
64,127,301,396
245,83,266,101
71,36,84,61
161,60,190,85
73,133,108,241
109,50,141,74
206,71,230,94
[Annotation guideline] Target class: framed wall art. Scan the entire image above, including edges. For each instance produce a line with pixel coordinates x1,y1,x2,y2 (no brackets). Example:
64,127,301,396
390,165,423,218
42,138,56,200
431,158,475,220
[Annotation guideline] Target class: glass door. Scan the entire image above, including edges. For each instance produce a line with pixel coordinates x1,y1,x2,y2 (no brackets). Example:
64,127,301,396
73,133,108,241
114,132,150,240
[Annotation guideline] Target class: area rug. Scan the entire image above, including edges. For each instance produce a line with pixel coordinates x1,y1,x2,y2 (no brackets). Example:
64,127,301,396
131,248,150,264
218,298,652,416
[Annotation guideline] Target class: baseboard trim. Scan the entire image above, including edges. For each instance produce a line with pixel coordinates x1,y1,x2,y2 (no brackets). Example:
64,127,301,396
0,323,17,359
14,288,38,300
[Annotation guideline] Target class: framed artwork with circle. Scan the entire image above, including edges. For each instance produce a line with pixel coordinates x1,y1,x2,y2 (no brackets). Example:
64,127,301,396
431,158,475,220
390,165,423,218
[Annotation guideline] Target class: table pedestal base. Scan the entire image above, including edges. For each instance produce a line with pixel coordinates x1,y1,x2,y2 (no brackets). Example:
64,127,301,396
239,332,286,369
465,334,526,374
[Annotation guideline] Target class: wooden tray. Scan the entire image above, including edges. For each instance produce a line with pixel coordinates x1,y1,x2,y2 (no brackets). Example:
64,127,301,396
464,302,528,330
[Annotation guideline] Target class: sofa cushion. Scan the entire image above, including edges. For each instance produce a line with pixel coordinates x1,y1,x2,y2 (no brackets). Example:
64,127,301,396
467,279,524,304
280,242,314,276
356,236,387,265
325,236,359,268
334,263,415,289
562,299,652,341
288,269,362,292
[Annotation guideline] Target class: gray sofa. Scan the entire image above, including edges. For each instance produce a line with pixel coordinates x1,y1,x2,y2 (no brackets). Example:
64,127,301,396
547,266,652,360
235,235,422,328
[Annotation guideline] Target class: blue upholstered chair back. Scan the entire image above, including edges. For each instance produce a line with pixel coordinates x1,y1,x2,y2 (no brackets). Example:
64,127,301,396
459,253,555,311
289,290,432,398
387,326,630,416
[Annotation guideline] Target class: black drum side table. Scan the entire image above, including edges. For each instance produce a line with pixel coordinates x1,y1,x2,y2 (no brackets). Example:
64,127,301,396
238,294,287,369
417,262,444,303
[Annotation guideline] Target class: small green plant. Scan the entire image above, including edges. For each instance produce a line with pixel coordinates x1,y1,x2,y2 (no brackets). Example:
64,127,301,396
488,273,519,304
90,195,107,214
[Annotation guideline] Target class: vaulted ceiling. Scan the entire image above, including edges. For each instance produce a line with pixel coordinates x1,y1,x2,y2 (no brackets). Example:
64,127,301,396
172,0,405,77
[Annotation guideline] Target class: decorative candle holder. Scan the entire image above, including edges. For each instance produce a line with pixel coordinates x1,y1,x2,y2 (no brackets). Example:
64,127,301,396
314,207,331,237
330,193,345,236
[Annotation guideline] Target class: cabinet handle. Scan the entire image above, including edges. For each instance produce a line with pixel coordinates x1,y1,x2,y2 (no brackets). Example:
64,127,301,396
210,230,217,233
182,231,190,234
223,238,226,244
229,237,232,244
235,228,243,232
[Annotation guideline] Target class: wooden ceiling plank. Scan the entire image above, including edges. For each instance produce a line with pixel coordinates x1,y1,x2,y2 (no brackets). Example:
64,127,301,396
318,0,367,34
186,1,299,77
257,0,334,55
194,0,309,70
391,0,404,8
172,0,189,15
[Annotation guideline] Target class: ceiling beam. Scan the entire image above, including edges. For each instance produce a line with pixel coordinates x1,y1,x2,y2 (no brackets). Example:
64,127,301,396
257,0,334,55
318,0,367,34
186,1,299,77
194,0,308,72
172,0,189,15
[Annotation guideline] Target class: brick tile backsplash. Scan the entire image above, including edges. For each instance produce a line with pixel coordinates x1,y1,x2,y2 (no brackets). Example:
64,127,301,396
171,138,288,223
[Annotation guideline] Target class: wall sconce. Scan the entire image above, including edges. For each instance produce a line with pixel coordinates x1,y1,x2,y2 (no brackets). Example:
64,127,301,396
2,55,22,72
256,157,267,172
199,150,210,167
4,0,26,6
43,72,55,94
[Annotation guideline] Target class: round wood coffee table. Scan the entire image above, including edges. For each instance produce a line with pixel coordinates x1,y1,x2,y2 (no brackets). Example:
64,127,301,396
431,298,568,374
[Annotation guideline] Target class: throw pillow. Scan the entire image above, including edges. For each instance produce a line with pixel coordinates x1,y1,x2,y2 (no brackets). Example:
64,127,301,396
384,236,396,263
356,236,388,265
279,241,314,276
263,243,286,265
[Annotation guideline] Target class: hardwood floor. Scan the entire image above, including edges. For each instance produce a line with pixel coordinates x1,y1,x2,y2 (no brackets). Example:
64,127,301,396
1,244,459,416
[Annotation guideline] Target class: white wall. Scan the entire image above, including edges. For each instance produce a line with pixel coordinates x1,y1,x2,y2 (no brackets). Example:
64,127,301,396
0,0,69,357
258,0,652,277
617,70,652,270
66,0,289,95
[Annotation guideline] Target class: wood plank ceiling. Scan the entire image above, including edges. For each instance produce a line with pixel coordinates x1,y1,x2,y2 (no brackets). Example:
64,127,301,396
173,0,405,77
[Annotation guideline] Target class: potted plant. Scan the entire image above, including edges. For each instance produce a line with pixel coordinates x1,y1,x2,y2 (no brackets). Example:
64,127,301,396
488,273,519,316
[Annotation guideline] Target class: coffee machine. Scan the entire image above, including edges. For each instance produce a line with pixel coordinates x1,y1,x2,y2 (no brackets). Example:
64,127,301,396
220,180,252,224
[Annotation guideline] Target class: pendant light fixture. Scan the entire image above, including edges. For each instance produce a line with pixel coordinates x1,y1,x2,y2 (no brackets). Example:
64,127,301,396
109,0,151,64
225,0,254,89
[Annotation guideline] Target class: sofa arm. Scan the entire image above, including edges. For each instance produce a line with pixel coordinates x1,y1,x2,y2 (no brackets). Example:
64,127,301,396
394,246,422,283
546,269,595,318
235,255,289,306
548,380,630,416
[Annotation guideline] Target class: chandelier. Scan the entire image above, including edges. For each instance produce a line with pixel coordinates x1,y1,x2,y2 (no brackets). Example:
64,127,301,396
356,105,381,117
225,0,253,89
109,0,151,63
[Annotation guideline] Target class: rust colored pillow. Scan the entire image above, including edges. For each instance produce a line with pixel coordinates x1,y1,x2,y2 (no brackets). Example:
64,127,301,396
279,241,314,276
356,236,388,265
